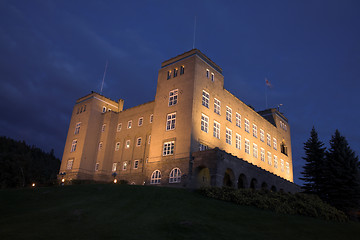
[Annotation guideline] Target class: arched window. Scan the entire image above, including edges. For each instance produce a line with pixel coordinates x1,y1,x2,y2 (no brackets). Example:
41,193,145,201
150,170,161,184
169,168,181,183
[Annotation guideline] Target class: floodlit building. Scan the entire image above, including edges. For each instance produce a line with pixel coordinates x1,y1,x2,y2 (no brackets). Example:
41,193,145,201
59,49,298,192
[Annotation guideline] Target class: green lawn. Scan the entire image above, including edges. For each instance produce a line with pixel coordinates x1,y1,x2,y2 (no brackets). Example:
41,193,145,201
0,184,359,240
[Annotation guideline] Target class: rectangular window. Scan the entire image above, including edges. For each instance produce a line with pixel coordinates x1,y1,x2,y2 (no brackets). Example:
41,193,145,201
206,69,209,78
148,135,151,144
66,159,74,170
167,70,171,80
199,143,208,151
115,142,120,151
74,122,81,135
150,114,153,123
253,144,258,158
70,139,77,152
253,124,257,138
274,155,278,168
134,160,139,169
260,129,264,142
236,113,241,128
112,162,117,172
226,106,232,122
169,89,178,106
173,68,178,77
286,162,290,174
281,159,284,172
138,117,143,126
98,142,103,150
245,139,250,154
127,120,132,129
201,114,209,133
267,134,271,146
261,148,265,162
202,90,209,108
235,133,241,150
245,119,250,133
95,163,99,171
123,162,127,170
213,121,220,139
101,124,106,132
226,128,232,145
267,152,272,165
166,112,176,131
125,140,130,149
163,141,175,156
117,123,122,132
180,65,185,75
273,138,277,150
136,137,142,146
211,73,214,82
214,98,221,115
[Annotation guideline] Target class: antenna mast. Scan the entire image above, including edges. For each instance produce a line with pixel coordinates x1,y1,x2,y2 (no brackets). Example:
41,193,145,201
100,60,108,95
193,16,197,49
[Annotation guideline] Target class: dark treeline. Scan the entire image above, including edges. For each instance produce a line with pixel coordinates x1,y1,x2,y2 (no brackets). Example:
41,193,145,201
0,136,61,188
301,128,360,219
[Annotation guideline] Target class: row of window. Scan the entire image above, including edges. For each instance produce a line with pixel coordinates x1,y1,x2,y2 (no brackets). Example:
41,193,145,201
150,168,181,184
76,105,87,114
111,160,139,171
206,69,215,82
280,120,287,131
202,90,279,150
167,66,185,80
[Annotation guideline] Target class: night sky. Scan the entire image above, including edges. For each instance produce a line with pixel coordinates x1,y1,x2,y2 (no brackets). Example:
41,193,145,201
1,0,360,185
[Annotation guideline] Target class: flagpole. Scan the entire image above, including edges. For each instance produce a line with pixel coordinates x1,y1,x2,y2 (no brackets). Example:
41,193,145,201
265,83,268,109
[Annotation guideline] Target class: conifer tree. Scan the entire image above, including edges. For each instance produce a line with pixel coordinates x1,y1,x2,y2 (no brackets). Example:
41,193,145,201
300,127,326,196
323,130,360,217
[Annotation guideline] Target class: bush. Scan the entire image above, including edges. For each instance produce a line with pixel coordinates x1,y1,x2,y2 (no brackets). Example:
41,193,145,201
198,187,348,222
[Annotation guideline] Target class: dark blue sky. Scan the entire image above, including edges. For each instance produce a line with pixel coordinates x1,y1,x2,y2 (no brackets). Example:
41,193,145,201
1,0,360,185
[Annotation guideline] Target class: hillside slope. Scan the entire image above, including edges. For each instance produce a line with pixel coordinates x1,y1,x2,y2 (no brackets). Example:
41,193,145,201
0,184,359,240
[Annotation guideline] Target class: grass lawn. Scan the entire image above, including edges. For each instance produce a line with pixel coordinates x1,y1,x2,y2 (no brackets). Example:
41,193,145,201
0,184,359,240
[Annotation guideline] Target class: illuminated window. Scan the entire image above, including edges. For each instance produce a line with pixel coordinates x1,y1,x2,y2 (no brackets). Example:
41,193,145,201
211,73,214,82
286,162,290,174
169,89,178,106
180,65,185,75
136,137,142,146
148,135,151,144
115,142,120,151
173,68,178,77
123,162,127,170
226,128,232,145
102,106,106,113
166,112,176,131
98,142,103,150
260,129,264,142
134,160,139,169
66,159,73,170
206,69,209,78
201,114,209,133
202,90,209,108
70,139,77,152
150,170,161,184
150,114,153,123
261,148,265,162
281,159,284,172
199,143,208,151
169,168,181,183
95,163,99,171
267,134,271,146
253,124,257,138
167,70,171,80
273,138,277,150
236,133,241,149
245,119,250,133
163,141,175,156
117,123,122,132
226,106,232,122
236,113,241,128
112,162,117,172
267,152,272,165
213,121,220,139
245,139,250,154
253,144,258,158
274,155,278,168
127,120,132,129
138,117,143,126
214,98,221,115
101,124,106,132
125,140,130,149
74,122,81,135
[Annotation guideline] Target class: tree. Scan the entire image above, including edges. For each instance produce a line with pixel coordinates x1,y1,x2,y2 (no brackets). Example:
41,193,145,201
323,130,360,217
300,127,326,196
